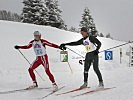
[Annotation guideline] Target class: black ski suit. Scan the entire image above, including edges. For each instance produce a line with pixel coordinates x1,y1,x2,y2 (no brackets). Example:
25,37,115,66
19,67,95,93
64,36,103,83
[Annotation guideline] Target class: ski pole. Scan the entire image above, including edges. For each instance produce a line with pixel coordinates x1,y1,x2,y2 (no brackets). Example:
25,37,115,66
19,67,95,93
18,49,45,81
67,61,73,74
66,47,85,58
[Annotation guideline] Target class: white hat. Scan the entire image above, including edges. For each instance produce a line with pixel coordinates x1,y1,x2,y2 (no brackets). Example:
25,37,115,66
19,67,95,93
33,31,41,36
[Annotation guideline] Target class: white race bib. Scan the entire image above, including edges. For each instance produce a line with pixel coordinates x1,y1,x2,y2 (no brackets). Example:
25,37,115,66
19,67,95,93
33,41,46,56
83,37,96,52
34,48,43,55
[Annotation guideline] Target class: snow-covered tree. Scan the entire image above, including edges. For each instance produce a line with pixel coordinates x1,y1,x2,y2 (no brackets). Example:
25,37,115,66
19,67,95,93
0,10,21,22
21,0,48,25
79,7,97,36
106,33,110,38
106,33,113,39
99,33,104,37
21,0,66,29
45,0,66,29
69,26,79,33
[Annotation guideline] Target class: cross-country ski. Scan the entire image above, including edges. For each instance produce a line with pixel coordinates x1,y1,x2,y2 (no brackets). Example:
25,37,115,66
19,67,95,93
39,86,65,99
56,87,90,95
72,87,116,98
0,87,51,94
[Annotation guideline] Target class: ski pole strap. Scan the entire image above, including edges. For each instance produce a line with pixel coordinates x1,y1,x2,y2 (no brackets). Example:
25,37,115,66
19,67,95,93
66,47,85,58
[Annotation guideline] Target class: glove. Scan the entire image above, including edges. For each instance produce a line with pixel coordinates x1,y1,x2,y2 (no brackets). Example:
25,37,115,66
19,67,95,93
14,45,20,49
62,46,66,50
94,49,99,55
59,44,66,50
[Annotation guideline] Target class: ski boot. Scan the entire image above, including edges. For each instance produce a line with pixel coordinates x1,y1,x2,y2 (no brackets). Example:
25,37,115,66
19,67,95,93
52,83,58,92
27,81,38,90
80,82,88,89
98,81,104,89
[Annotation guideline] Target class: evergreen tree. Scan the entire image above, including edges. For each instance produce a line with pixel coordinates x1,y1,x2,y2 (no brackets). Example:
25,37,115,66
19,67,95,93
0,11,2,20
106,33,113,39
0,10,21,22
79,7,97,36
21,0,48,25
99,33,104,37
7,11,12,21
2,10,8,20
69,26,79,33
106,33,111,38
0,10,4,20
45,0,66,29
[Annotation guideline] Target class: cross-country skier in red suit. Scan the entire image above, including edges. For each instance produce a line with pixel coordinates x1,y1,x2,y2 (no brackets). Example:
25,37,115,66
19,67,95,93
14,31,64,92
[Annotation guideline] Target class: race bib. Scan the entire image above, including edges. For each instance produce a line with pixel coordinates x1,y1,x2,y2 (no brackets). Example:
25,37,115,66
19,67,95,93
35,49,43,55
33,40,46,56
85,45,91,52
84,41,92,52
83,37,96,52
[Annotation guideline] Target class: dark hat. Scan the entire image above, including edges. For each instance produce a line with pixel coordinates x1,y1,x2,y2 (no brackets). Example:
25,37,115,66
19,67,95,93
81,27,87,32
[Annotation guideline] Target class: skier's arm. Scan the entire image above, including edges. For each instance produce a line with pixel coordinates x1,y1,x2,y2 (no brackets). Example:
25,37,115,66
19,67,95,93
42,39,59,48
89,36,101,51
64,38,84,46
20,41,33,49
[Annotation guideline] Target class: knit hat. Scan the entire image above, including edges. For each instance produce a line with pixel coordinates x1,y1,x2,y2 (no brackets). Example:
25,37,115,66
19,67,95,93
81,27,88,32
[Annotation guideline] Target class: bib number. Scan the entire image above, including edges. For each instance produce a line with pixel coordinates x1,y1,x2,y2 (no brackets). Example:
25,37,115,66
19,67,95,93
35,49,43,55
86,45,91,52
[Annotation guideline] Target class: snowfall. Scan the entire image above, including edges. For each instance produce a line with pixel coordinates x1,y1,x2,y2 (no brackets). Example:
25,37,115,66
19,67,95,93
0,20,133,100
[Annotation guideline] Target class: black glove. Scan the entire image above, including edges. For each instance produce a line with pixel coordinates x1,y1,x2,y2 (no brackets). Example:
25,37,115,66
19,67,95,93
59,46,63,50
14,45,20,49
94,49,99,55
59,44,66,50
62,46,66,50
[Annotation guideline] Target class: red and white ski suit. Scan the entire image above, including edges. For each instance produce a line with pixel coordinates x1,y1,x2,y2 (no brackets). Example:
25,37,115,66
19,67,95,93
20,39,59,83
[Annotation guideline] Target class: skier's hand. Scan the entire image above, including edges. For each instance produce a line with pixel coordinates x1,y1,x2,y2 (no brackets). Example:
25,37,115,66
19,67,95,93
94,50,99,55
62,46,66,50
59,45,66,50
14,45,21,49
59,44,66,50
60,44,66,47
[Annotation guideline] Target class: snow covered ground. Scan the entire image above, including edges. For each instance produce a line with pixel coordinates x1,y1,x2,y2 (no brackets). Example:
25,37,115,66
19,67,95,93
0,20,133,100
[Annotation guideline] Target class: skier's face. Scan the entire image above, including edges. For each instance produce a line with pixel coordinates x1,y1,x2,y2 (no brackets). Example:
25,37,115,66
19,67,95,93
81,31,87,38
34,35,41,40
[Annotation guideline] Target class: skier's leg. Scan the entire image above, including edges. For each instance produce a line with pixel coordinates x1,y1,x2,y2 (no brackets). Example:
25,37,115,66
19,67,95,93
84,53,92,83
41,55,56,84
41,55,58,91
80,53,92,89
93,55,104,86
28,57,41,84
